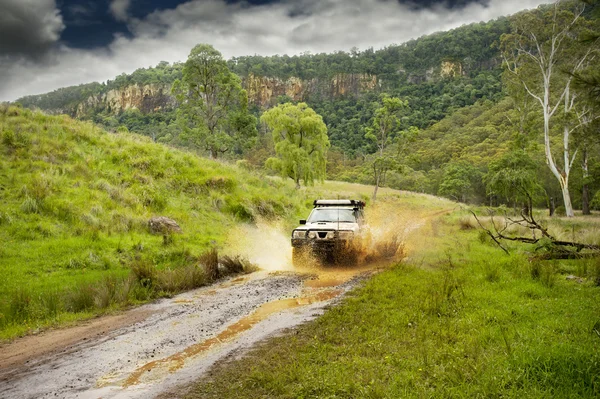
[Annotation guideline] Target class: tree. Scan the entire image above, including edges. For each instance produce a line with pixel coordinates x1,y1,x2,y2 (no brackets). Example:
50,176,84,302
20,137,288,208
572,0,600,106
261,102,330,188
365,95,409,200
438,160,482,203
501,1,599,216
484,149,543,211
172,44,257,158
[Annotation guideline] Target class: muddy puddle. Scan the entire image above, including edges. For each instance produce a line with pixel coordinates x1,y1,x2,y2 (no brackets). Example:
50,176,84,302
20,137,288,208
119,262,384,390
123,288,342,388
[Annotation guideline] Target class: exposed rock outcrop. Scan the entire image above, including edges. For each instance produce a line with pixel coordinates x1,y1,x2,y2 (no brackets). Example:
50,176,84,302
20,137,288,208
440,60,463,78
76,83,175,117
243,73,379,108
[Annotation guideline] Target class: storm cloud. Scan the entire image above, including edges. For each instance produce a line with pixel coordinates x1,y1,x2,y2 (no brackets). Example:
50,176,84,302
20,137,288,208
0,0,550,101
0,0,64,58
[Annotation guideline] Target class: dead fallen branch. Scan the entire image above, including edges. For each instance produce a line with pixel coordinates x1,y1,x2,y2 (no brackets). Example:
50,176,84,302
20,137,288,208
468,207,600,259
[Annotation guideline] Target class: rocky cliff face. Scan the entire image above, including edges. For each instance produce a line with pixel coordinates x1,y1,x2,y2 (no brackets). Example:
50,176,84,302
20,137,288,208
73,63,482,116
75,83,175,117
243,73,379,108
73,73,380,116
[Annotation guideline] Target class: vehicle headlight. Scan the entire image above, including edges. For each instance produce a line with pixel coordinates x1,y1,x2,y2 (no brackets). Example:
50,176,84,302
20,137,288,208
326,231,334,239
308,231,317,239
293,230,306,239
338,231,354,240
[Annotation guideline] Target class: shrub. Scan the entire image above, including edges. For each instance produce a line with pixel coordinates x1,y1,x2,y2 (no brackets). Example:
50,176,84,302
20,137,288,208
130,258,157,288
205,176,235,191
254,199,276,219
95,275,124,308
530,260,557,288
221,255,245,274
181,264,207,289
0,211,13,225
222,255,259,274
458,216,476,230
1,129,16,148
483,261,501,282
20,196,40,214
7,287,33,323
65,284,96,312
226,202,254,222
200,248,219,281
156,269,184,295
1,129,29,150
41,290,63,317
236,159,251,170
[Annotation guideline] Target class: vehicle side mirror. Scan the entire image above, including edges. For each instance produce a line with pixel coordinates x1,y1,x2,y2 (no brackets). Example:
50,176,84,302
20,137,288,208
299,219,306,225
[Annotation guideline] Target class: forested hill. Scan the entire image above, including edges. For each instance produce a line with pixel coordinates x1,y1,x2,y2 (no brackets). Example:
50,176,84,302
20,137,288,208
227,17,507,81
16,17,509,153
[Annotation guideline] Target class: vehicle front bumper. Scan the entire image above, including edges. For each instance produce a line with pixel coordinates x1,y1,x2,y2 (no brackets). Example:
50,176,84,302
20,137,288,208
292,238,353,251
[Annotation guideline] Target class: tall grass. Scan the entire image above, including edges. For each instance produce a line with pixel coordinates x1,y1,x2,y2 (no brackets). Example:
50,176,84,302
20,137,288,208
0,248,254,334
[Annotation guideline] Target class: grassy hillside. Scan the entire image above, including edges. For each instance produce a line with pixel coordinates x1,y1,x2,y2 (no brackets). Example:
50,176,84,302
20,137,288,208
0,105,309,340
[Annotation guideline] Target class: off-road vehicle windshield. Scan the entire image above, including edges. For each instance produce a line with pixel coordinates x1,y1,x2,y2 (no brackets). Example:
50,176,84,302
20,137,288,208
307,208,356,223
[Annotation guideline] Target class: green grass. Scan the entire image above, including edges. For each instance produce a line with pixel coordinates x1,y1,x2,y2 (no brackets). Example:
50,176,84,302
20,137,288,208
181,209,600,398
0,105,311,340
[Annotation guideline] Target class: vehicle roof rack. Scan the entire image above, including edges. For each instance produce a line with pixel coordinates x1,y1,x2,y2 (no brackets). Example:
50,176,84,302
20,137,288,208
313,199,365,208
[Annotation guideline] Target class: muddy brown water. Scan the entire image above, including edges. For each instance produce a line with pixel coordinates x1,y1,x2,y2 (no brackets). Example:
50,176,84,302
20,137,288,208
122,289,342,388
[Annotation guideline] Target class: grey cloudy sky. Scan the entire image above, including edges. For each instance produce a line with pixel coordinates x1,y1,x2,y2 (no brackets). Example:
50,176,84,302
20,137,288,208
0,0,551,101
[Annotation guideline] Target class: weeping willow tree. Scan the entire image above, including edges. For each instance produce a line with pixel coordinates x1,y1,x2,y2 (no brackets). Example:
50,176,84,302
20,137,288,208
261,102,330,188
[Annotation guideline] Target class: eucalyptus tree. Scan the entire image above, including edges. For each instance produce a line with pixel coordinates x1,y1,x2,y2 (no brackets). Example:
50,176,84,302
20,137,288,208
261,102,330,188
172,44,256,159
501,1,599,216
365,95,409,201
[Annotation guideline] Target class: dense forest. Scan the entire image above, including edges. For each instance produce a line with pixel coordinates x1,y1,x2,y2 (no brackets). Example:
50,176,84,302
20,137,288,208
14,1,600,213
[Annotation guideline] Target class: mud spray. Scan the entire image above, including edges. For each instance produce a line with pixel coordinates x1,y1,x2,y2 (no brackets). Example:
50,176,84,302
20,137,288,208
225,200,413,274
225,219,295,271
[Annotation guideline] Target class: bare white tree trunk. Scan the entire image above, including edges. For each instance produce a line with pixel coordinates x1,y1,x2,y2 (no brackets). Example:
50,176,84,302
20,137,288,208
502,3,591,217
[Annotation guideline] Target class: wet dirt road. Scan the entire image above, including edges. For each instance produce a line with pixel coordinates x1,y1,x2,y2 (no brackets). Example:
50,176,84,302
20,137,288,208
0,264,382,399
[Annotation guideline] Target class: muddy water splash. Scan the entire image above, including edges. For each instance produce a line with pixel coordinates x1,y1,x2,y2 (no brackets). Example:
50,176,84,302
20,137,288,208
122,289,341,387
226,219,294,271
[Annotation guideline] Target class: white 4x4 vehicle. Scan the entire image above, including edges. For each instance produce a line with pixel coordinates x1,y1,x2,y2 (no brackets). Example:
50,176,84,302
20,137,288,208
291,199,366,265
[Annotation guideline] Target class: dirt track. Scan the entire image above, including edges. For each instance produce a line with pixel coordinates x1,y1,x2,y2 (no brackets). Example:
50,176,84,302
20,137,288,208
0,265,381,399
